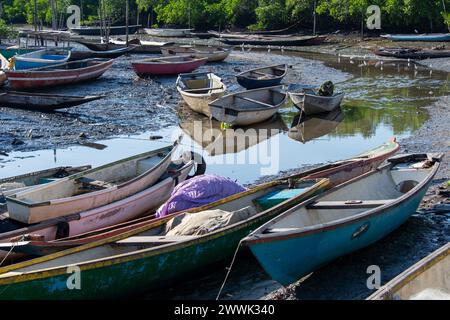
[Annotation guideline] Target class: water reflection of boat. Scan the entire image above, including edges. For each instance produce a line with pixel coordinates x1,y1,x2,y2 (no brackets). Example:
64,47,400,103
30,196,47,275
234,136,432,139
288,108,344,143
179,110,288,156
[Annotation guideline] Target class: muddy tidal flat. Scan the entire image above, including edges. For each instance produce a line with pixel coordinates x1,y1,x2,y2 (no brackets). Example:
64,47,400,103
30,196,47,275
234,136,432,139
1,37,449,300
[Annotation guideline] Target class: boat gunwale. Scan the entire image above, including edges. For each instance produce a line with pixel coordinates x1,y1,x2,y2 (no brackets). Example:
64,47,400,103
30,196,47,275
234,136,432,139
5,58,113,75
242,154,441,245
176,73,226,99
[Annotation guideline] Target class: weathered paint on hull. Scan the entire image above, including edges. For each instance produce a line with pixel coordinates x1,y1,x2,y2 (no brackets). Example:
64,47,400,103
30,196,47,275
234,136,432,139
248,181,431,286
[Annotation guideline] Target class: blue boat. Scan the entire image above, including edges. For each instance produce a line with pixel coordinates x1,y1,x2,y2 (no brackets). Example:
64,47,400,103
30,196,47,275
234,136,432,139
236,64,287,89
381,33,450,42
243,153,443,286
12,48,71,70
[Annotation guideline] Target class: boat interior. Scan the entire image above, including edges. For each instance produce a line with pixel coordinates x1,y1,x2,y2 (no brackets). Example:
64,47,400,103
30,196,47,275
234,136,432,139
219,87,286,110
0,179,322,274
9,148,171,204
245,65,286,79
41,59,108,71
178,73,223,93
260,160,434,235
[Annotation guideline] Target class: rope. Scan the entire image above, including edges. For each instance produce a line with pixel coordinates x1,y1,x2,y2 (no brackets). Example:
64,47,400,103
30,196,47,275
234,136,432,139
0,235,25,267
216,239,243,300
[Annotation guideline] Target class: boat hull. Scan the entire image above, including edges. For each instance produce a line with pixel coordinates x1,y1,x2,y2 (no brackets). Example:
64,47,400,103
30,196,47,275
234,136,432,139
132,58,207,76
144,28,192,37
70,25,141,36
220,36,325,46
290,92,345,115
381,34,450,42
247,164,436,286
161,46,232,62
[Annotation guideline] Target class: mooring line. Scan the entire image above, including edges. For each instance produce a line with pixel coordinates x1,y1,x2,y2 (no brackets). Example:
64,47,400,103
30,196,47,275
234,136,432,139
216,239,243,300
0,235,25,267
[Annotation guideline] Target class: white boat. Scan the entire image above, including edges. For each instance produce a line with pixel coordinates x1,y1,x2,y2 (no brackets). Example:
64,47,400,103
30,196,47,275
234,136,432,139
5,140,180,224
161,46,232,62
209,86,287,126
144,28,193,38
176,72,226,116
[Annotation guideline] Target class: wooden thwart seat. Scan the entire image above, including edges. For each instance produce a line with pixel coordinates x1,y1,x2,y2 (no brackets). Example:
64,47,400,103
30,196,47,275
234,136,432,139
307,199,394,210
115,235,198,245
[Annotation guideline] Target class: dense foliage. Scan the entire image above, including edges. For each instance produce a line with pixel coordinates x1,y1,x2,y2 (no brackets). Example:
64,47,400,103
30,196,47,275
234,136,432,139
0,0,448,32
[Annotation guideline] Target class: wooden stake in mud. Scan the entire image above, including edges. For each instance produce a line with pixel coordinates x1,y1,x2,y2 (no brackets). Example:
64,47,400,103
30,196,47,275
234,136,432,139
126,0,129,47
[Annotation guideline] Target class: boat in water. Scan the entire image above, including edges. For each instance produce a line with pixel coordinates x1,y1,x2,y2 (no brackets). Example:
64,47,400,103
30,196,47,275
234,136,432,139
289,84,345,115
373,47,450,59
242,153,442,286
176,72,226,116
381,33,450,42
209,86,287,126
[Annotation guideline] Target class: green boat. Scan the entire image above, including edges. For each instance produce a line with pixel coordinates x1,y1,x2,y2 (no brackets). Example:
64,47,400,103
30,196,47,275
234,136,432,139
0,140,399,299
0,47,45,60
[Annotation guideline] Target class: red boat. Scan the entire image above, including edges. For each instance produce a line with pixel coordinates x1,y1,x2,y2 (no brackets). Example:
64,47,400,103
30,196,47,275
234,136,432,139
132,55,208,77
6,58,114,89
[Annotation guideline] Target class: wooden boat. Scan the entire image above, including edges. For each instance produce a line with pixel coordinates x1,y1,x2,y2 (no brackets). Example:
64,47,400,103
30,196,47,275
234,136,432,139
0,91,104,111
219,35,326,46
289,86,345,115
368,242,450,300
0,141,400,298
373,47,450,60
70,25,141,36
0,46,44,60
1,166,91,203
208,24,300,38
288,108,345,143
69,46,136,61
132,56,208,77
381,33,450,42
0,159,195,259
75,39,172,54
209,86,287,126
236,64,287,89
144,28,193,38
5,141,179,224
242,153,442,286
0,72,6,87
12,48,71,70
6,58,113,89
161,45,232,62
176,72,226,116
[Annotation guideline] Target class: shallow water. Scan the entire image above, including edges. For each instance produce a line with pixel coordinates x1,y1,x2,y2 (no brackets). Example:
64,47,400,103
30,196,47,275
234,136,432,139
1,51,448,184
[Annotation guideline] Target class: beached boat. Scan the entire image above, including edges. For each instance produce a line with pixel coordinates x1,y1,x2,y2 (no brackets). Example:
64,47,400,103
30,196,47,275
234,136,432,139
70,25,141,36
161,46,232,62
69,46,136,61
144,28,193,38
0,166,91,203
373,47,450,59
288,108,345,143
236,64,287,89
176,72,226,116
6,58,113,89
0,46,44,60
132,56,208,77
0,159,195,259
381,33,450,42
5,141,179,224
209,86,287,126
242,153,442,286
219,35,326,46
289,86,345,115
0,72,6,86
0,141,400,298
75,39,172,54
12,48,71,70
368,242,450,300
0,92,104,111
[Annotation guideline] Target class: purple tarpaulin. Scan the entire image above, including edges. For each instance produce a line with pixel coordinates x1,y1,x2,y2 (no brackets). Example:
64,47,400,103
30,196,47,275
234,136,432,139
156,174,247,218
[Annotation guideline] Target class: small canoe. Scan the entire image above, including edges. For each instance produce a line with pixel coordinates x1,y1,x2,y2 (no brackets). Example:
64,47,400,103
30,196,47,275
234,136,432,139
176,72,226,116
0,92,104,111
288,107,345,143
144,28,193,38
242,153,442,286
289,87,345,115
368,242,450,300
69,46,136,61
70,25,141,36
373,47,450,59
381,33,450,42
161,46,232,62
0,166,91,203
0,159,196,258
209,86,287,126
132,56,208,77
0,141,400,298
236,64,287,89
75,39,172,54
12,48,71,70
219,35,326,46
6,58,113,89
5,140,179,224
